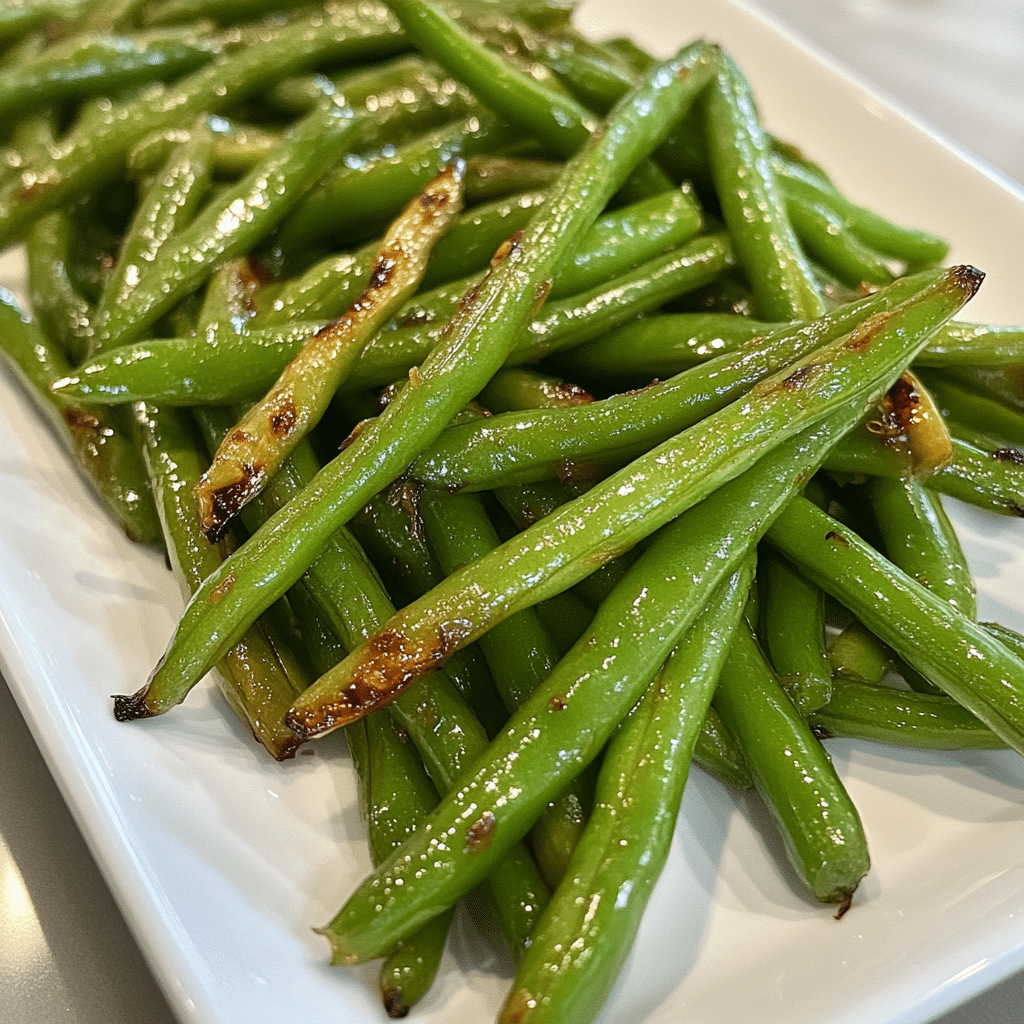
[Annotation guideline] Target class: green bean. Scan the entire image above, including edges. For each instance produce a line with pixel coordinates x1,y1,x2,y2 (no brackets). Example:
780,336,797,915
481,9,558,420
129,51,473,179
824,429,1024,517
920,371,1024,449
498,564,753,1024
808,679,1005,750
89,95,371,351
479,366,592,413
460,154,562,200
25,213,93,364
942,365,1024,415
256,188,549,327
195,163,466,541
772,156,949,268
418,487,591,887
350,233,735,390
0,25,225,121
270,113,518,261
110,40,724,720
196,187,693,520
343,483,507,739
868,476,976,618
766,496,1024,754
275,577,450,1019
827,620,891,685
314,405,871,963
694,706,753,790
787,193,894,289
712,617,870,904
533,590,594,657
0,0,88,46
56,228,734,407
54,318,327,405
548,310,778,384
534,31,646,110
0,287,161,545
190,411,548,958
758,547,832,714
700,53,826,321
409,269,947,492
981,625,1024,686
345,712,453,1018
288,267,981,735
492,480,639,610
383,0,676,202
134,402,307,759
419,490,557,716
563,313,1024,388
420,188,553,289
528,26,948,276
94,118,216,355
547,186,703,300
0,2,409,248
347,483,447,608
143,0,310,27
910,322,1024,367
74,0,149,32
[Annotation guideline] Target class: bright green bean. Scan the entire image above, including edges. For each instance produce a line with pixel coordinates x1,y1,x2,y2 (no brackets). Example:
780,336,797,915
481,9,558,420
0,287,161,544
713,617,869,903
418,487,591,888
700,53,825,321
767,496,1024,754
868,475,976,618
383,0,676,202
824,429,1024,517
314,405,875,963
498,565,753,1024
190,411,548,959
809,679,1005,750
0,3,408,248
90,95,370,351
0,25,224,120
409,269,947,492
758,547,832,714
194,163,465,541
94,118,216,355
288,267,981,735
111,40,724,721
134,402,307,760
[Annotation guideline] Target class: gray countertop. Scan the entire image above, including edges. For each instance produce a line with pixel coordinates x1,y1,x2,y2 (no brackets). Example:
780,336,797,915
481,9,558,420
1,2,1022,1022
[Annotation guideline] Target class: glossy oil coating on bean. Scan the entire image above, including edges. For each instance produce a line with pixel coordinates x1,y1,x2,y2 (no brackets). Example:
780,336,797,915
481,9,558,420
498,565,753,1024
767,497,1024,754
120,40,722,723
193,162,466,541
0,3,409,248
312,403,879,964
287,268,979,737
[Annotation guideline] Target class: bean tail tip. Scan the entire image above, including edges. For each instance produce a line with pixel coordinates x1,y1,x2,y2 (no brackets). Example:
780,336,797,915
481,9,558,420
382,988,410,1019
112,688,157,722
833,892,855,919
949,264,984,300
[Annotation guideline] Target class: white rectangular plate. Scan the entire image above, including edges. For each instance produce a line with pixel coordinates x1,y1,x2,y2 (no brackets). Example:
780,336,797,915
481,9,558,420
2,2,1024,1023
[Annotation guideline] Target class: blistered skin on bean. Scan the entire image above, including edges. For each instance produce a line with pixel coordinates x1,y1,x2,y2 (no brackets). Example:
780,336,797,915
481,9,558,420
286,619,472,737
195,162,466,540
292,271,976,744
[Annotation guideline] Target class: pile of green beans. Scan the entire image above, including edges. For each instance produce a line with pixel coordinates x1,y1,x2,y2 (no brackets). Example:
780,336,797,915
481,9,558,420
3,2,1024,1023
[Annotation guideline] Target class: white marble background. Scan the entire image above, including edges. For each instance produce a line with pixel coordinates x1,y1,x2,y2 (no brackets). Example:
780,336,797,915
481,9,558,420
1,2,1021,1022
